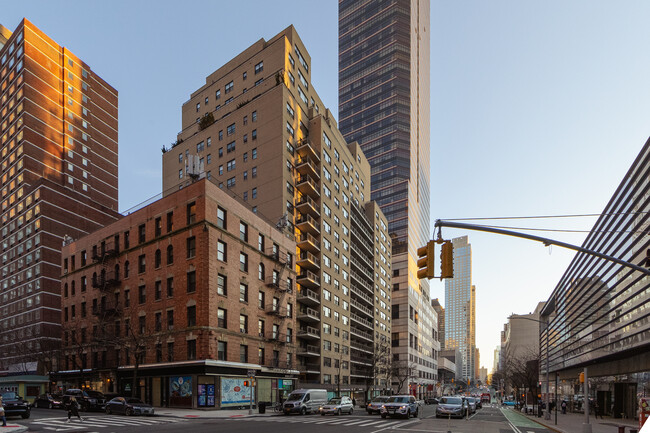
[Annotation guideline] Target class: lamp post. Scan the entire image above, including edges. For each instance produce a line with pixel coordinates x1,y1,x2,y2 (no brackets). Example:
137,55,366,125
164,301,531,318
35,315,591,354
508,314,552,423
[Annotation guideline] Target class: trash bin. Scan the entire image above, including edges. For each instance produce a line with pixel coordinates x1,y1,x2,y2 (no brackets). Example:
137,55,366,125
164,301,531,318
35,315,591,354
259,402,266,414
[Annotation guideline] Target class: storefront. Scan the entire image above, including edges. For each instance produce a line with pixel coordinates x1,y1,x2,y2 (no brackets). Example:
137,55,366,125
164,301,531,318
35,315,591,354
0,375,49,405
116,360,298,409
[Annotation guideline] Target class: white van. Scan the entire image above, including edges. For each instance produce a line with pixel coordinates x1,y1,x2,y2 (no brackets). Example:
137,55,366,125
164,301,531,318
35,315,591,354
283,389,328,415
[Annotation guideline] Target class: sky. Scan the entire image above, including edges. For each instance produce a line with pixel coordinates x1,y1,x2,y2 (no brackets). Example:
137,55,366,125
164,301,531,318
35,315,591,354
4,0,650,374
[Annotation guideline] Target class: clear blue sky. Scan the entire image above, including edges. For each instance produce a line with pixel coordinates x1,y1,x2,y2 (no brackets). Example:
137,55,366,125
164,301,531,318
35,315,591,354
5,1,650,373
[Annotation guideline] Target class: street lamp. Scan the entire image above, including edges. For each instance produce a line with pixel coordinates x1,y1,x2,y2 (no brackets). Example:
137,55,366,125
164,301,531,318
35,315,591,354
508,314,552,423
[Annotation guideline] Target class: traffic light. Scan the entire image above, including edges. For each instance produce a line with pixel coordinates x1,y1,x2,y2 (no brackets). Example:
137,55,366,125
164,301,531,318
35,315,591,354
244,380,250,387
579,372,584,383
440,241,454,279
417,240,436,279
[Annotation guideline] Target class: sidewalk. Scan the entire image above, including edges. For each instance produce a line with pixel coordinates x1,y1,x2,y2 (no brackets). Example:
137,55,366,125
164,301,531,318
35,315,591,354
155,407,281,418
0,423,28,433
519,409,641,433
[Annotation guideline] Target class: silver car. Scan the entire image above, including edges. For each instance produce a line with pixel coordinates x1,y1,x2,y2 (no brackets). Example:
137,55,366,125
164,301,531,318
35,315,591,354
319,396,354,415
366,396,389,414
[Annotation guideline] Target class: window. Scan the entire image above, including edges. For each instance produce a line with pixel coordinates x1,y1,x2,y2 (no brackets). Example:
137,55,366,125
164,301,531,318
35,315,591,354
138,285,146,304
227,141,236,153
167,245,174,265
138,255,146,273
187,236,196,258
225,81,233,93
187,202,196,224
167,310,174,329
252,111,257,122
217,274,227,296
167,277,174,298
187,340,196,360
218,308,227,328
252,129,257,140
239,314,248,333
217,240,227,261
155,249,162,268
286,103,294,118
239,222,248,241
139,316,146,334
252,166,257,178
227,123,236,135
217,207,226,229
187,305,196,327
258,290,265,309
187,270,196,293
124,261,130,279
239,283,248,302
258,263,265,280
155,281,162,300
155,217,162,237
240,345,248,363
252,148,257,159
242,71,247,80
252,188,257,199
240,252,248,272
138,224,146,243
216,89,221,100
227,159,236,171
124,231,130,249
218,341,227,360
255,61,263,74
258,234,265,252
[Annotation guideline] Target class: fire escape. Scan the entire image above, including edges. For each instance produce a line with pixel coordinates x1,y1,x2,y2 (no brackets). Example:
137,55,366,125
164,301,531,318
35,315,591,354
91,236,121,329
264,244,293,369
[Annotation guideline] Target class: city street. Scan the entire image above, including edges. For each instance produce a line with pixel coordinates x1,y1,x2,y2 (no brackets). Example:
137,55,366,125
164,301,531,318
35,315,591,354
15,404,554,433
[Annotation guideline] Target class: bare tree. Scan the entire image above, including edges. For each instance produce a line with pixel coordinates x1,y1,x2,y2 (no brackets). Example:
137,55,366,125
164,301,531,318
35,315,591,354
390,358,418,395
362,340,391,399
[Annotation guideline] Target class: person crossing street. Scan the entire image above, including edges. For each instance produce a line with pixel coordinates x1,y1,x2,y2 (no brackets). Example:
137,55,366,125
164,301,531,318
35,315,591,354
65,396,83,423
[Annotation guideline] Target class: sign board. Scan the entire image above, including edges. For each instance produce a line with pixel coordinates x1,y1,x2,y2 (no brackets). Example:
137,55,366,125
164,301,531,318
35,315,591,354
247,369,256,377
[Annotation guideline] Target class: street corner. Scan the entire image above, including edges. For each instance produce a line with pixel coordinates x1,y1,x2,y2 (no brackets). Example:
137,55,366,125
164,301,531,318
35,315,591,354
0,424,28,433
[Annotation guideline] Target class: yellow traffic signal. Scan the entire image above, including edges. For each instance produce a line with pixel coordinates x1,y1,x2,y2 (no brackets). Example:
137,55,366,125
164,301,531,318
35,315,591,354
417,240,436,279
440,241,454,279
579,372,584,383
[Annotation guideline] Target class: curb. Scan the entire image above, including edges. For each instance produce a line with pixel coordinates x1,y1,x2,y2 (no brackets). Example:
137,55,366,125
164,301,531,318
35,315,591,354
0,425,28,433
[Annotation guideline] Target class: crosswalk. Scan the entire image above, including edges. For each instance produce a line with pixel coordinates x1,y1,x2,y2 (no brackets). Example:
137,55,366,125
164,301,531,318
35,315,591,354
231,415,412,429
30,415,187,431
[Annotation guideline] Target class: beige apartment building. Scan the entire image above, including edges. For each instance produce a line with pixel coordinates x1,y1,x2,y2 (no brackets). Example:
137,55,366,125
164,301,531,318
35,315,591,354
162,26,392,395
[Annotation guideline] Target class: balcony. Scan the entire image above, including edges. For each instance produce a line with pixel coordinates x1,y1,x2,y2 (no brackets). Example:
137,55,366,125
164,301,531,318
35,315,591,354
350,268,372,286
295,213,320,235
350,285,373,306
297,326,320,340
92,305,121,318
267,332,283,343
297,233,320,254
296,138,320,162
297,345,321,357
295,155,320,179
350,326,373,342
296,288,320,307
350,366,371,377
297,306,320,323
350,355,372,366
297,270,320,289
350,298,373,318
350,254,372,277
296,174,320,198
350,228,373,256
297,251,320,271
298,362,321,374
295,195,320,218
350,312,373,330
91,242,119,262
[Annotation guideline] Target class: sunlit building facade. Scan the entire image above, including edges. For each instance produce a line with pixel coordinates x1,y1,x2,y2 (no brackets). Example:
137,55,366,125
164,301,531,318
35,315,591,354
541,138,650,419
339,0,437,395
0,19,119,375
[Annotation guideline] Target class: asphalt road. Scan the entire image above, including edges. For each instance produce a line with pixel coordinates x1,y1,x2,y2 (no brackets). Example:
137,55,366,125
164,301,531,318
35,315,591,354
17,403,553,433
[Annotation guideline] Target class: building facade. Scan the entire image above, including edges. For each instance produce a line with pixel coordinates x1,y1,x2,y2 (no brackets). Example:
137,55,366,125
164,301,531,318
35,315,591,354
0,19,119,375
541,137,650,419
161,26,392,397
431,298,445,350
444,236,476,380
339,0,437,395
58,179,298,408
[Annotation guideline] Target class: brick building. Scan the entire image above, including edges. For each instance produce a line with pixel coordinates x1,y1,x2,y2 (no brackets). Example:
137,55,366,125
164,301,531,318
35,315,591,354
0,19,119,377
161,26,392,397
59,179,298,408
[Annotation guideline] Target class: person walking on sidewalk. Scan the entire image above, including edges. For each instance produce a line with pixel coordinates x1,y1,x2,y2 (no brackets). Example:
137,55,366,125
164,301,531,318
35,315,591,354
66,396,83,423
0,395,6,427
561,400,567,414
594,400,603,419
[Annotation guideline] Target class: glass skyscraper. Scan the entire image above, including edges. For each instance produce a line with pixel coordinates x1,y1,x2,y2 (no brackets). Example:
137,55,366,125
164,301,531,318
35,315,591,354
339,0,437,394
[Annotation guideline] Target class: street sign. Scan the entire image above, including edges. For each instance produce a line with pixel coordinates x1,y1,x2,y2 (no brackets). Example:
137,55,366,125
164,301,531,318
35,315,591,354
247,369,256,377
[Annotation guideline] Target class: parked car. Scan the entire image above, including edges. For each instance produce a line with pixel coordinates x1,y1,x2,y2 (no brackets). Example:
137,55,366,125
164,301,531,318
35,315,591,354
466,397,478,412
435,396,467,418
33,393,63,409
424,397,439,405
380,395,419,419
472,396,482,409
1,392,31,419
502,400,516,407
319,396,354,415
366,396,389,414
63,389,102,411
283,389,328,415
85,390,107,408
104,397,154,416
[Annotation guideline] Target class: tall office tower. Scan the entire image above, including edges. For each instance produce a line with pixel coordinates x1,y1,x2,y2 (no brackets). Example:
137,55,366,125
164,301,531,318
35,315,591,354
338,0,437,393
162,26,392,395
0,19,120,375
444,236,476,380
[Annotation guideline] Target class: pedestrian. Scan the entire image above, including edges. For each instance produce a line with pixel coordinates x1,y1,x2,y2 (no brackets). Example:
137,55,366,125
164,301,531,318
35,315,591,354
594,400,603,419
66,396,83,423
352,397,356,407
561,400,567,414
0,395,6,427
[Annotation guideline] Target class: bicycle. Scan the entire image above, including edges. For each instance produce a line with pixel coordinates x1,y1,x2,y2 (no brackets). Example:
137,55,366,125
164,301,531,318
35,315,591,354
273,401,284,413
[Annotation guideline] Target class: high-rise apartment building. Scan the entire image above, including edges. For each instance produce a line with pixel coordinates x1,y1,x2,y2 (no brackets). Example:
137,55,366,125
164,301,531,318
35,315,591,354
162,26,392,395
444,236,476,380
431,298,444,350
338,0,438,392
0,19,119,375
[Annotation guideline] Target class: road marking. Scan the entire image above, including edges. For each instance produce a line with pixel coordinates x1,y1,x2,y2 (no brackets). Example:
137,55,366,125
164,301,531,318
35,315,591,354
357,420,386,427
369,420,412,433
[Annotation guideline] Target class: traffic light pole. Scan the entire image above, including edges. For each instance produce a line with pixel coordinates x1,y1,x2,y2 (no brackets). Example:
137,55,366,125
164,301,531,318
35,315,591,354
434,220,650,276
